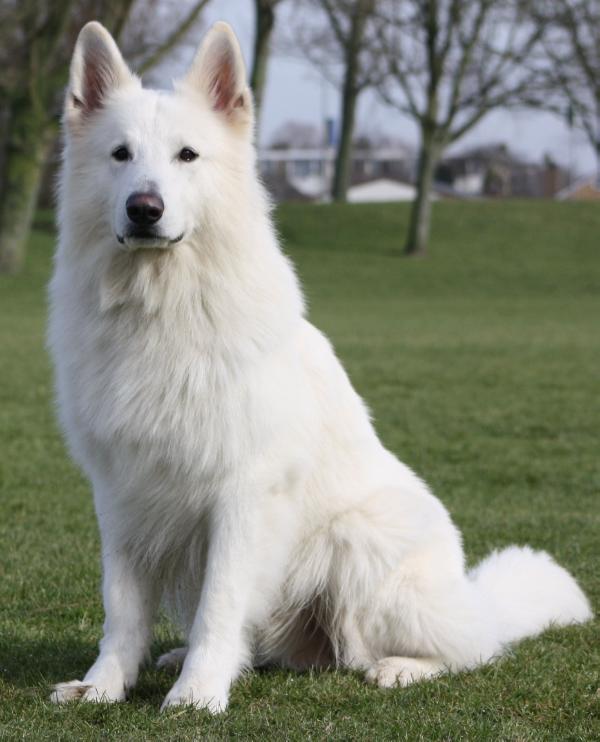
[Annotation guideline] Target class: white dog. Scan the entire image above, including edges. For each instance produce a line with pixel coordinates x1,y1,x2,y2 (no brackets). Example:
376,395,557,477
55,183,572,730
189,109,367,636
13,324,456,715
48,21,591,712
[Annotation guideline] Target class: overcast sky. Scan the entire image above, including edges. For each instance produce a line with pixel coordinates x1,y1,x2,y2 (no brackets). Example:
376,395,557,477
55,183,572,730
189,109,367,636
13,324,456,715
158,0,596,177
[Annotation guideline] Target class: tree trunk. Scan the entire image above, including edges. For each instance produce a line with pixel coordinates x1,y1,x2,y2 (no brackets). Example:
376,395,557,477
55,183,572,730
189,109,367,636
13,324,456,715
331,0,374,203
250,0,276,127
0,98,53,274
332,77,358,202
405,134,439,257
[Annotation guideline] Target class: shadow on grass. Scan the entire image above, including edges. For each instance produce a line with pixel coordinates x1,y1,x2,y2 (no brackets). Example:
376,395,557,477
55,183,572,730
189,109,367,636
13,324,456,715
0,633,180,706
0,629,351,708
0,633,96,688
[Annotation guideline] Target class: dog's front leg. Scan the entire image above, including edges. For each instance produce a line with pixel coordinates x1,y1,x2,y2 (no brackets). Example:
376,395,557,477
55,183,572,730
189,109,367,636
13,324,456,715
51,542,158,704
161,497,255,713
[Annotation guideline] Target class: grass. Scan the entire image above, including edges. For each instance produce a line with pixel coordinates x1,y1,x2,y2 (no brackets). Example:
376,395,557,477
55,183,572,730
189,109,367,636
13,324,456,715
1,201,599,740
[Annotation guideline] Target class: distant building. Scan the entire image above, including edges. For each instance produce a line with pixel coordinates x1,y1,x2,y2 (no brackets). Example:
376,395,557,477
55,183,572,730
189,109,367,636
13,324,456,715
257,140,575,203
258,146,414,201
436,144,570,199
555,178,600,201
347,179,441,203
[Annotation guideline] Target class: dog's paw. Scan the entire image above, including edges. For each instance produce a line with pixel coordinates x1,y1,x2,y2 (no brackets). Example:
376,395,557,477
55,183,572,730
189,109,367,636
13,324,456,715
160,680,228,714
156,647,187,673
50,680,92,703
50,679,125,704
365,657,444,688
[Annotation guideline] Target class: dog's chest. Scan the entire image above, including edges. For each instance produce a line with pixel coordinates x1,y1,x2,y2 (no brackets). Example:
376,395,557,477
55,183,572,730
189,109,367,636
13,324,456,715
58,300,266,486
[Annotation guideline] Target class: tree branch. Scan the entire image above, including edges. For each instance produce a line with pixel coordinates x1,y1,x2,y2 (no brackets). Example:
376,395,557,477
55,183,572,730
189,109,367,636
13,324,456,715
136,0,211,74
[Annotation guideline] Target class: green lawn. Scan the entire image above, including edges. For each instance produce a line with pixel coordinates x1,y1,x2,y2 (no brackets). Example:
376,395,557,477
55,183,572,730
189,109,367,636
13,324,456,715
1,202,598,740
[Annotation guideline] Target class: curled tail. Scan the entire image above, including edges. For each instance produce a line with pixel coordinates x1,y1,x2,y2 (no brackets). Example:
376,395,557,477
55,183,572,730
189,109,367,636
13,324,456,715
469,545,592,646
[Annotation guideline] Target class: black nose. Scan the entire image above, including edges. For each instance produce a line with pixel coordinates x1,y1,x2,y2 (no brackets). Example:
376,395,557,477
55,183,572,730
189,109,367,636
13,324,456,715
126,192,164,225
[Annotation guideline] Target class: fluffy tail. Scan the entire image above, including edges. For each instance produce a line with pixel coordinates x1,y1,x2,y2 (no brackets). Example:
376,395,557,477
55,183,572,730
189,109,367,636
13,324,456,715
469,545,592,646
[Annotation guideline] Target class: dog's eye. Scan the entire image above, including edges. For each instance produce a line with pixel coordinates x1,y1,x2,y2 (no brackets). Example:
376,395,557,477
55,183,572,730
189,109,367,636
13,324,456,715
112,146,131,162
179,147,198,163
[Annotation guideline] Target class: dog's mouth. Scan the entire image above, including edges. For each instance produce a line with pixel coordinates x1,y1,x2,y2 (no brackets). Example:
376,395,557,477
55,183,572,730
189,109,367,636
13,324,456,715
117,230,184,250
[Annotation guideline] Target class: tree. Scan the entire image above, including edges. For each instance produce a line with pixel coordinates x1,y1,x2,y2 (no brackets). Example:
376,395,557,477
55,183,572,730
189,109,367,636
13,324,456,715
0,0,210,274
376,1,546,256
534,1,600,180
250,0,285,125
291,0,381,202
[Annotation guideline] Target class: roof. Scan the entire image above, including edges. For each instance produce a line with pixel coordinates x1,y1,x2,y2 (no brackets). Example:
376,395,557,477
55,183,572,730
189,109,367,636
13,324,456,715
258,147,411,163
348,179,420,203
555,178,600,201
443,143,529,168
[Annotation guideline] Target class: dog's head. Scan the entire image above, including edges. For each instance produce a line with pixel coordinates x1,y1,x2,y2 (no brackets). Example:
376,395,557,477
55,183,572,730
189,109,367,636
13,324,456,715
63,21,254,252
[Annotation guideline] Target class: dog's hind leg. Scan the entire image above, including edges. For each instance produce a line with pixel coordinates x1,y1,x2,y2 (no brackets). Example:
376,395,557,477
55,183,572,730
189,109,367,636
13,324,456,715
355,564,502,688
156,647,187,673
365,657,446,688
323,486,503,688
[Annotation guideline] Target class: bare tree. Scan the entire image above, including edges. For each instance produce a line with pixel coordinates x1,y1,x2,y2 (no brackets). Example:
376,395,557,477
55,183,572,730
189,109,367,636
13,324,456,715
534,1,600,180
0,0,210,274
290,0,381,202
376,1,546,256
250,0,285,124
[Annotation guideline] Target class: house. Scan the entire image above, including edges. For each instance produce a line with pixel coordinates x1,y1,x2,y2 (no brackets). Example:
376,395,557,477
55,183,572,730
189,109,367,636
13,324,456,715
555,178,600,201
436,144,570,198
258,146,414,201
347,178,416,203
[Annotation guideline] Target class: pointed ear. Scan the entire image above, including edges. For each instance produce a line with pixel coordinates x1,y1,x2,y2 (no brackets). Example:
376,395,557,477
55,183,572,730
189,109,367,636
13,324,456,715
181,22,253,129
65,21,136,127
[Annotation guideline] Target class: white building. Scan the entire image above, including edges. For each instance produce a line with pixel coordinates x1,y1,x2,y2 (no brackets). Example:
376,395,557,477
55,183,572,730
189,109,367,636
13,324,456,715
347,179,419,203
258,146,414,201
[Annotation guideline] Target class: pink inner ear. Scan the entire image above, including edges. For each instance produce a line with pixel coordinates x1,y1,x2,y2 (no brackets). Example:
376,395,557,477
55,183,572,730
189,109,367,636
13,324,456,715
209,53,237,112
82,49,112,114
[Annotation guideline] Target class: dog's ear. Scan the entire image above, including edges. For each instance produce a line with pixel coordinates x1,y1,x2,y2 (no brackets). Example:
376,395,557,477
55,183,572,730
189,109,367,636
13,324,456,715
65,22,136,128
182,22,253,130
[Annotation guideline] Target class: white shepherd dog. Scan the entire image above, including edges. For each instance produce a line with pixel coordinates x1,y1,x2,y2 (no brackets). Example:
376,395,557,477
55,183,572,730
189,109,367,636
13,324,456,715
48,21,591,712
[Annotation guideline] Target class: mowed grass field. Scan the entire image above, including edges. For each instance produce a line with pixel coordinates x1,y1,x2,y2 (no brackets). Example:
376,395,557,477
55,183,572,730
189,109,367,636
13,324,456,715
0,201,598,740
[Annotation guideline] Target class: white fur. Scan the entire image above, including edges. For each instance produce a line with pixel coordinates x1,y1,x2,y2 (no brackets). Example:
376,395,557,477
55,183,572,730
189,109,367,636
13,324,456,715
48,22,592,712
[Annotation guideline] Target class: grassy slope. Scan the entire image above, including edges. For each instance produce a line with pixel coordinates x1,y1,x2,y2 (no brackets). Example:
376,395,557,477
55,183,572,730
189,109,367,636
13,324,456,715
0,202,598,740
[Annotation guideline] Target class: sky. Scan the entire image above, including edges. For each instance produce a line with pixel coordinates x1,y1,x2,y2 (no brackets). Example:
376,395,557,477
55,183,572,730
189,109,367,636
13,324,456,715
157,0,596,177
